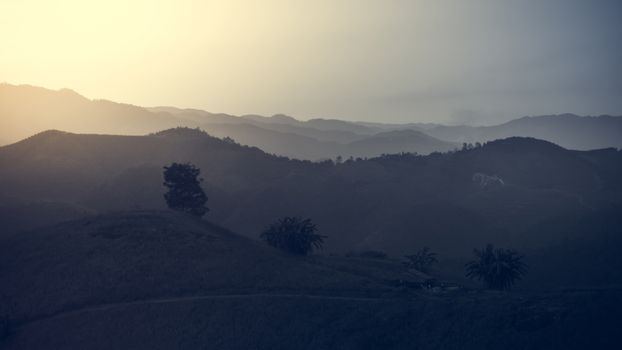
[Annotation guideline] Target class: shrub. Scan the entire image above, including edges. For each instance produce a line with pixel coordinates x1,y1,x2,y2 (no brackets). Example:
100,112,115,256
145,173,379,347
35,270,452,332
465,244,527,290
260,217,325,255
403,247,438,273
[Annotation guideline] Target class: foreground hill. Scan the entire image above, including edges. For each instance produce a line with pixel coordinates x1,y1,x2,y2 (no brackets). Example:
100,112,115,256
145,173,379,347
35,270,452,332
0,211,410,323
1,211,620,350
1,128,621,288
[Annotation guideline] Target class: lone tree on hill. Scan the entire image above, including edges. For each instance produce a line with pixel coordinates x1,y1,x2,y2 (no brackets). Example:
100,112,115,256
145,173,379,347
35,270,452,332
260,217,325,255
465,244,527,290
163,162,208,217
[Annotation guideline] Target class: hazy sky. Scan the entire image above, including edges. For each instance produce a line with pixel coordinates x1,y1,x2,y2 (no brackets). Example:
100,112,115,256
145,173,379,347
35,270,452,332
1,0,621,124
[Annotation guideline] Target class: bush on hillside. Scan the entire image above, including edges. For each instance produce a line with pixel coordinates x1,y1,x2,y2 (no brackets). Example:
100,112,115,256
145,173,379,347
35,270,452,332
403,247,438,273
465,244,527,290
260,217,325,255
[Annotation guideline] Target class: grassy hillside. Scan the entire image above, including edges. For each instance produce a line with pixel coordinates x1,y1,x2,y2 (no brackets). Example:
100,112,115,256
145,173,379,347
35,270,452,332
1,212,621,350
8,290,622,350
0,211,411,323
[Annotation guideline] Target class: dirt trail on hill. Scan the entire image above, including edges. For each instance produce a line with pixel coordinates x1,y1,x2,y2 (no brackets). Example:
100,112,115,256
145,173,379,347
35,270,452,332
18,293,397,328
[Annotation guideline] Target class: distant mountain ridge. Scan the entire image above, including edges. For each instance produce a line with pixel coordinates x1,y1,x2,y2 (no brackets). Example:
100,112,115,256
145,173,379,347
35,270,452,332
2,83,621,162
0,84,455,159
425,113,622,150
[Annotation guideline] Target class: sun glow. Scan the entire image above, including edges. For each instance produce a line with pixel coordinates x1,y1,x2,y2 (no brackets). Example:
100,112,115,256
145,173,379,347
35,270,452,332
1,0,621,123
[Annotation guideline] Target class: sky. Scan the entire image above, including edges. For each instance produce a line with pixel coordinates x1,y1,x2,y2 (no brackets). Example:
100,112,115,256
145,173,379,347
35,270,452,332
1,0,621,125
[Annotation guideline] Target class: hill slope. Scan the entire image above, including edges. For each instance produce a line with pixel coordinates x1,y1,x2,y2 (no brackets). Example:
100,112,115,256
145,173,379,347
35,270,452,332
426,114,622,150
0,211,410,323
1,212,621,350
1,129,621,288
344,129,459,157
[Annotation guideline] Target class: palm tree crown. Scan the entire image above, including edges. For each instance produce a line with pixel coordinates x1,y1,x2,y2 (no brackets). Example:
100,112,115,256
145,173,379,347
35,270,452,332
465,244,527,290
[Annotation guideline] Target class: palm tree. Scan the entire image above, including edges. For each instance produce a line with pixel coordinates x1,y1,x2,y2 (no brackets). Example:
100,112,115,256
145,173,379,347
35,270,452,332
465,244,527,290
260,217,325,255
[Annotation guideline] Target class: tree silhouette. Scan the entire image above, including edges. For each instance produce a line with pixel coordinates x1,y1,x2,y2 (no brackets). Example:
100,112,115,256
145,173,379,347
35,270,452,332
163,163,208,217
465,244,527,290
404,247,438,273
260,217,325,255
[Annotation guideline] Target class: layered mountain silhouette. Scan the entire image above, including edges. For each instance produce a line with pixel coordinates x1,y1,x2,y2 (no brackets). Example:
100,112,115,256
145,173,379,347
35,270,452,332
0,84,456,159
3,83,622,348
1,128,620,288
3,84,621,161
426,114,622,150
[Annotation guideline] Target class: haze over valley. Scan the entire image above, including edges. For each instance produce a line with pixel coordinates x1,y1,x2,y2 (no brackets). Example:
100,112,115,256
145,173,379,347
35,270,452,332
3,83,622,161
2,1,622,349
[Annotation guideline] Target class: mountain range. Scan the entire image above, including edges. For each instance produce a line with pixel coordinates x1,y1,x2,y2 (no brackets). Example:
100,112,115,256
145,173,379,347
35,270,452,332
1,127,620,288
2,83,622,348
2,83,621,161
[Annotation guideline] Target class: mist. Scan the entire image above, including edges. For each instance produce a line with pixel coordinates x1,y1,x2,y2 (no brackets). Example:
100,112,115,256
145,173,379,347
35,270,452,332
1,0,621,124
2,2,622,349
